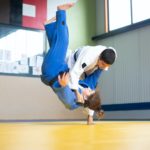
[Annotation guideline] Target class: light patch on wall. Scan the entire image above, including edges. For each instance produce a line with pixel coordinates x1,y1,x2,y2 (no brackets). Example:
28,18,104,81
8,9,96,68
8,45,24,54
23,4,36,17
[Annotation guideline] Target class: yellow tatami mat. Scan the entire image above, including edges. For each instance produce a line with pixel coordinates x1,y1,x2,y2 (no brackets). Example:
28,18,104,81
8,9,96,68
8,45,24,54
0,121,150,150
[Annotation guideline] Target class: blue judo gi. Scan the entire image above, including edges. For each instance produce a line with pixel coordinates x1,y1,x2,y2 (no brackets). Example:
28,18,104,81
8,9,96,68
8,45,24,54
41,10,103,110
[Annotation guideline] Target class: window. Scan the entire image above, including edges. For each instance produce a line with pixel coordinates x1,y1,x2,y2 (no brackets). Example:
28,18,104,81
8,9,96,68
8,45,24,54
108,0,131,31
108,0,150,31
132,0,150,23
0,25,45,77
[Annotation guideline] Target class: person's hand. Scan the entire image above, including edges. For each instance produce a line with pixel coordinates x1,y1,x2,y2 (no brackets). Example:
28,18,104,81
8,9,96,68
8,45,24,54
74,90,84,104
82,88,95,100
96,109,104,119
58,72,69,87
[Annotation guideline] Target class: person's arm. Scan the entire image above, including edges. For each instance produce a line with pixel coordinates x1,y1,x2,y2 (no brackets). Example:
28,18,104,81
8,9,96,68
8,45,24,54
68,53,91,103
82,89,95,125
58,72,84,103
87,109,94,125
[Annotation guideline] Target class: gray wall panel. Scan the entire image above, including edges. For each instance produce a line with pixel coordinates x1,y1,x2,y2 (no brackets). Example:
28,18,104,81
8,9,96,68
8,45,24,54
139,26,150,102
96,26,150,105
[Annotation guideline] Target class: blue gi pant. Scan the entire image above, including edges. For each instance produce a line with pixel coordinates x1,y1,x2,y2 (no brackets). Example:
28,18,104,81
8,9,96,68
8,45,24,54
41,10,79,110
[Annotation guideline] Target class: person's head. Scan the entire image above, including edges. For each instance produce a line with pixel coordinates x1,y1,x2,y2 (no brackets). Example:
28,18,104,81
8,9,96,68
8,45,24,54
84,91,101,110
97,48,116,70
84,91,104,119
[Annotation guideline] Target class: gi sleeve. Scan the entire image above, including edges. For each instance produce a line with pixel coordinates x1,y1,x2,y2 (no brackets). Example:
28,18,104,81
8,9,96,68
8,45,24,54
88,109,95,116
68,50,90,90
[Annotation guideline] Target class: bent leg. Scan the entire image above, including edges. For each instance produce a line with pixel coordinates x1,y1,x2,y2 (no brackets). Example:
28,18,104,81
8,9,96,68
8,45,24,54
49,10,69,61
41,10,69,83
44,21,56,47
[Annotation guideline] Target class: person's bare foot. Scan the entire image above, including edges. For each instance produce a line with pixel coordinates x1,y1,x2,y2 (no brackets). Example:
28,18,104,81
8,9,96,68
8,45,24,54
57,3,74,10
44,16,56,25
44,3,75,25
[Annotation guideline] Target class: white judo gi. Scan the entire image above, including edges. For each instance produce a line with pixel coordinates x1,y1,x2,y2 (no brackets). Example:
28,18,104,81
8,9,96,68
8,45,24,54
66,45,117,116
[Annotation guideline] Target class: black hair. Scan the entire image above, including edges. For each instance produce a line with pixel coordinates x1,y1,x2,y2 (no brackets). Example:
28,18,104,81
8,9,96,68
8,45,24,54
100,48,116,65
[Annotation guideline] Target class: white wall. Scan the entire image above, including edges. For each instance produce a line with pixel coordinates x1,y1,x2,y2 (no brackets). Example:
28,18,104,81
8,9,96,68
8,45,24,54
0,0,92,121
0,75,85,120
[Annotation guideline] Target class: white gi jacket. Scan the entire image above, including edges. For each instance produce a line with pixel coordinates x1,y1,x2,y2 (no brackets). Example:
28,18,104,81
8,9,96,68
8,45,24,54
67,45,117,90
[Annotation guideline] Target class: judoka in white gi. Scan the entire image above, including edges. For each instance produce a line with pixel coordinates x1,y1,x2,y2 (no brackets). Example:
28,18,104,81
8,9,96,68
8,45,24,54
66,45,117,124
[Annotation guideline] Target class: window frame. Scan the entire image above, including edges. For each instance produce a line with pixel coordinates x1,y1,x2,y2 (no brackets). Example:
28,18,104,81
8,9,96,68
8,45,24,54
0,23,46,78
92,0,150,41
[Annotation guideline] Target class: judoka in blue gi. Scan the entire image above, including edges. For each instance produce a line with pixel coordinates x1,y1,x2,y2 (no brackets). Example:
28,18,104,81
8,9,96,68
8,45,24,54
41,4,104,119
